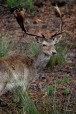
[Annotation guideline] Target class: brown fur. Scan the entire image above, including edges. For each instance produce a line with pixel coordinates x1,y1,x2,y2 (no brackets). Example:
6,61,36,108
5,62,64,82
0,55,35,96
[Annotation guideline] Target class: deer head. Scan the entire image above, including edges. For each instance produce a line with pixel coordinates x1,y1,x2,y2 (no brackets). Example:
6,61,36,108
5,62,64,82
33,35,62,71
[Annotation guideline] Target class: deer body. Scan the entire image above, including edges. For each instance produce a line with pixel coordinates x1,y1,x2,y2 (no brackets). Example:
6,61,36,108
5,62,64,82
0,55,35,96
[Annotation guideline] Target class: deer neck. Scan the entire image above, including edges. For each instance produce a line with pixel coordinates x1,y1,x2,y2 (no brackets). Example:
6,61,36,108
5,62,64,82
33,52,50,72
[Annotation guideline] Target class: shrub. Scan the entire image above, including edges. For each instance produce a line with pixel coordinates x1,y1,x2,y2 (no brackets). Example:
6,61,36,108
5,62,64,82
7,0,34,12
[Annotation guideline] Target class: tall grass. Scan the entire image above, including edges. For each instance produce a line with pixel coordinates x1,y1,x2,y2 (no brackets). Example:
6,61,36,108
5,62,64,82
0,35,14,57
12,87,38,114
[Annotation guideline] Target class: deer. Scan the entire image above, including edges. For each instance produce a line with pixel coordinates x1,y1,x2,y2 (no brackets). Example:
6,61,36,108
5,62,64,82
0,4,63,96
0,35,62,96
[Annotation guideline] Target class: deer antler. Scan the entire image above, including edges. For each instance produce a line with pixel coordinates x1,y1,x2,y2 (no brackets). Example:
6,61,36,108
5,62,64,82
50,4,64,39
14,9,45,38
54,4,63,33
14,7,64,40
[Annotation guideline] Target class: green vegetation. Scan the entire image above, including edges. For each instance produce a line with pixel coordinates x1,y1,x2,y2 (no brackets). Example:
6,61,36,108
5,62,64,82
25,0,34,11
62,75,69,84
0,34,14,57
57,75,69,85
34,77,72,114
46,85,55,95
57,75,70,96
39,76,71,114
12,87,38,114
62,89,70,95
7,0,34,11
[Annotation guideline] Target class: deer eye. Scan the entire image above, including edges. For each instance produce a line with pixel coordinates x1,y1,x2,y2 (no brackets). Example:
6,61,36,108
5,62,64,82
43,44,46,46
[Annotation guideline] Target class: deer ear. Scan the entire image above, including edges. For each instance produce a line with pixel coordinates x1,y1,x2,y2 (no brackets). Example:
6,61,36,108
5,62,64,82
54,35,62,44
48,34,62,45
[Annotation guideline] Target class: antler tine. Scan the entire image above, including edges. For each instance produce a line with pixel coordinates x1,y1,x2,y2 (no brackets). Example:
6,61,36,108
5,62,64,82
51,31,65,39
49,4,63,40
41,34,47,39
54,4,63,33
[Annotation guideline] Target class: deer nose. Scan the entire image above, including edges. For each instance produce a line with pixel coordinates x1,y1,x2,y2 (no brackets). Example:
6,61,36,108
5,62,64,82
52,51,57,55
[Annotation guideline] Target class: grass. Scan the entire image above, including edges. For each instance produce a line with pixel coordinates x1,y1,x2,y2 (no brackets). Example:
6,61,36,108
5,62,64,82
10,73,71,114
46,85,55,95
25,0,34,12
33,75,73,114
12,87,38,114
57,75,69,85
0,34,14,57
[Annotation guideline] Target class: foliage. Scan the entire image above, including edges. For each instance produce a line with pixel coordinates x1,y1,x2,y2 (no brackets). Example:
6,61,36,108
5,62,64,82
62,89,70,95
0,34,14,57
46,86,55,95
62,75,69,84
39,76,71,114
57,75,69,85
25,0,34,11
7,0,34,11
12,87,38,114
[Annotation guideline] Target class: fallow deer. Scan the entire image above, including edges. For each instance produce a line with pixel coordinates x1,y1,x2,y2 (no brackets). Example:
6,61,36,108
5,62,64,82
0,36,61,96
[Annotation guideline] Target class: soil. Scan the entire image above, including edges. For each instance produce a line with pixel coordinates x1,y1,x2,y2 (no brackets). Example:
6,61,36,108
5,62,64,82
0,0,76,114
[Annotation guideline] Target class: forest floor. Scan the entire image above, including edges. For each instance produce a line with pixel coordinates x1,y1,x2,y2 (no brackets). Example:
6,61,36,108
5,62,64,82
0,0,76,114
